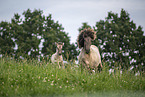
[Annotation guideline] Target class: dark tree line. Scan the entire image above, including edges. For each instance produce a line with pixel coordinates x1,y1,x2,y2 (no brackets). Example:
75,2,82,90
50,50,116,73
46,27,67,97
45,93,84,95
79,9,145,71
0,9,78,60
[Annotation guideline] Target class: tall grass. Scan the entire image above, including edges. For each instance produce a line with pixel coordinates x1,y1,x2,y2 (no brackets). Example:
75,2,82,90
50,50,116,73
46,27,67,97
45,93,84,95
0,57,145,97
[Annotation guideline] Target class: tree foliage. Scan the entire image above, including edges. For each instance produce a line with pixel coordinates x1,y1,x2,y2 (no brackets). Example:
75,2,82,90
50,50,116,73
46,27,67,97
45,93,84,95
93,9,145,70
0,9,78,60
0,22,15,55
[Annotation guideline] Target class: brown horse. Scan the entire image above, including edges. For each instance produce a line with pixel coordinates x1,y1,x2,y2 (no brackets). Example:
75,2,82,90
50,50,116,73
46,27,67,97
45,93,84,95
77,28,102,72
51,42,64,68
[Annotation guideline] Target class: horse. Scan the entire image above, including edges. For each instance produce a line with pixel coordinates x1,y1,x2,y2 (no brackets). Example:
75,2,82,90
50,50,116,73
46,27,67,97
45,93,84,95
51,42,64,68
77,28,102,72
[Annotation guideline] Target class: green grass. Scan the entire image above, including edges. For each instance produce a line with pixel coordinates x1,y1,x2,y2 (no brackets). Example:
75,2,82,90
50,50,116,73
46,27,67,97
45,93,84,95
0,57,145,97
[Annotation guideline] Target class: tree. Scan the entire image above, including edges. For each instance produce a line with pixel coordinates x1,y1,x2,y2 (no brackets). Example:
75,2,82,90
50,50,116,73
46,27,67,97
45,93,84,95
0,9,78,60
41,14,78,60
94,9,145,70
11,9,44,59
0,21,15,56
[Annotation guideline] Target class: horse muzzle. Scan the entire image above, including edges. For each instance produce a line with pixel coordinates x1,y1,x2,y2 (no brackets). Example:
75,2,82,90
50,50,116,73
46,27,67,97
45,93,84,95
58,53,62,55
85,50,90,54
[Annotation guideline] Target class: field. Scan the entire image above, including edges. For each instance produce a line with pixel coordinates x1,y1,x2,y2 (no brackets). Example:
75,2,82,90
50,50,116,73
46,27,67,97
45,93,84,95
0,57,145,97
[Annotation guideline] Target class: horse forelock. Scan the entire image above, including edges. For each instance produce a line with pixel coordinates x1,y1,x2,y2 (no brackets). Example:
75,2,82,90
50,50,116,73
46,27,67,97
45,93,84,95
77,28,96,48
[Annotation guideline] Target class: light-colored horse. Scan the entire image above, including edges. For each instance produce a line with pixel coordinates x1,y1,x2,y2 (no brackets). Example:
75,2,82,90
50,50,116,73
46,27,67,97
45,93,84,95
77,28,102,72
51,42,64,68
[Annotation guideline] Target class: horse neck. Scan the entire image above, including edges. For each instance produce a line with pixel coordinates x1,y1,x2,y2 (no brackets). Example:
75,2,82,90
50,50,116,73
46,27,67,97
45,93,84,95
83,45,94,53
55,49,61,56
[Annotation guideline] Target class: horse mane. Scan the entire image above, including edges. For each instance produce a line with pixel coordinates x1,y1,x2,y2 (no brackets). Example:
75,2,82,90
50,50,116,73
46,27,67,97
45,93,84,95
77,28,96,48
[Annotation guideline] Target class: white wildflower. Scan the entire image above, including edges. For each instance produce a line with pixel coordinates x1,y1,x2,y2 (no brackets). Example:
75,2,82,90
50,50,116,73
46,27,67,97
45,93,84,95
11,85,13,87
135,71,140,76
92,70,95,73
43,78,46,82
51,83,54,86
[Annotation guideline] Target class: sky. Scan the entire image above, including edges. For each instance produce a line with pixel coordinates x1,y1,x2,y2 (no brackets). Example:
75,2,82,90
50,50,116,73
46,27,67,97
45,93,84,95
0,0,145,44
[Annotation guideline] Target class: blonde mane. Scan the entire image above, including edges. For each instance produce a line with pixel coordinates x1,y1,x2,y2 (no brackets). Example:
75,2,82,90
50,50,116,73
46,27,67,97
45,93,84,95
77,28,96,48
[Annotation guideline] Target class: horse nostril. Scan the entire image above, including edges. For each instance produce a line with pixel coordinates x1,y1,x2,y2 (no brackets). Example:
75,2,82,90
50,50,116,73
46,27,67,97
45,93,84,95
86,50,90,54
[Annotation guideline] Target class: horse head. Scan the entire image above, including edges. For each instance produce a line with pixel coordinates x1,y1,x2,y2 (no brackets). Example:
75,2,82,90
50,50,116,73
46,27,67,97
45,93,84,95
55,42,64,55
83,33,92,54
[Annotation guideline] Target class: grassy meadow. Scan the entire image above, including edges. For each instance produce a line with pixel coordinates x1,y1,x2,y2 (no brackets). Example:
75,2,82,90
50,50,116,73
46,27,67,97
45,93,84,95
0,57,145,97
